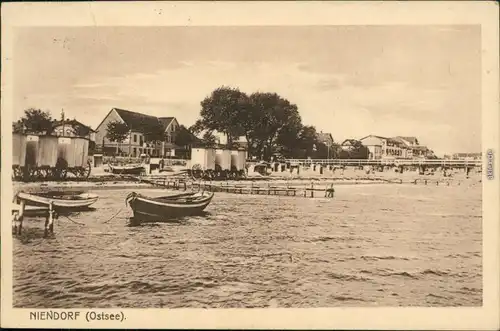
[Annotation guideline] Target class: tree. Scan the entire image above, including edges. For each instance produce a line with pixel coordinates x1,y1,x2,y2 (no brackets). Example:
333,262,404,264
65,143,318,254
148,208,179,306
106,121,129,155
202,131,217,148
245,92,302,160
17,108,53,134
73,122,91,137
174,125,197,158
139,120,163,145
297,125,319,158
348,141,369,159
175,125,196,148
196,86,249,146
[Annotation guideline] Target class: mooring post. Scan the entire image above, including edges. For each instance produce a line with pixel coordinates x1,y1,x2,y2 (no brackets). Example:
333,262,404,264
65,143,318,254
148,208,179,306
49,201,55,234
17,200,26,235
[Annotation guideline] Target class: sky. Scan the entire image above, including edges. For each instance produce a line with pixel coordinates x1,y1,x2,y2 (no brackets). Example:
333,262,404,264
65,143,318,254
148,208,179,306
13,25,481,156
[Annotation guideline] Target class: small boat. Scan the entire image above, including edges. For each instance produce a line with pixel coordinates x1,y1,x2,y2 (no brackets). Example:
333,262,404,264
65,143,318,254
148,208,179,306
109,164,146,175
125,191,214,223
15,191,99,209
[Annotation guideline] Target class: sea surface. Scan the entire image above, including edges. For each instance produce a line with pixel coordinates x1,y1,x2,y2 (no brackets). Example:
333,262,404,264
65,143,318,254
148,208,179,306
12,183,482,308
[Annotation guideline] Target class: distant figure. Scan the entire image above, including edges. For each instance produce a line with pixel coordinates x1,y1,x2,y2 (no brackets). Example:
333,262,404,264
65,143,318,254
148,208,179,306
325,184,335,198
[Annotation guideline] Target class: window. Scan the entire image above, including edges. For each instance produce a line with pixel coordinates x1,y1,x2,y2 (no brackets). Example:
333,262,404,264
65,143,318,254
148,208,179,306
140,136,143,146
133,134,137,143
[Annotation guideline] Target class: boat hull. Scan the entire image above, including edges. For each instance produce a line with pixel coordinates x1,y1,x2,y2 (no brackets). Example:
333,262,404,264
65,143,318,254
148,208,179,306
109,165,145,175
126,192,214,223
16,192,99,209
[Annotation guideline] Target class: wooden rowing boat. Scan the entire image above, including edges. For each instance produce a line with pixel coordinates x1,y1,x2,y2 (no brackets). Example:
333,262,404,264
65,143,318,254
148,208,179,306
125,191,214,223
109,164,146,175
15,191,99,209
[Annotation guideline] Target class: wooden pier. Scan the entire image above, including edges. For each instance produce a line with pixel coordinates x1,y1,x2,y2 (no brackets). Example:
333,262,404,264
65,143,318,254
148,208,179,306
138,176,471,199
285,158,482,168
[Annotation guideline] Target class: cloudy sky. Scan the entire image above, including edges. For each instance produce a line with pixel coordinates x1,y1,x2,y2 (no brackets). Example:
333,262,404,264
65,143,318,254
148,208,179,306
13,25,481,155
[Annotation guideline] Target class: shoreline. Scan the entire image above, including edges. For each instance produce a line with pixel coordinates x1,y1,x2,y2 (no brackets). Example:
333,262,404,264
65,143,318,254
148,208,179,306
12,173,481,193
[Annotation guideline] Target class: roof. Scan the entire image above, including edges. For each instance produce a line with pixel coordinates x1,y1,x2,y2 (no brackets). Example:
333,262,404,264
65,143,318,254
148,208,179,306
391,137,409,146
158,117,175,128
359,134,388,141
52,119,96,132
412,145,429,151
316,132,333,144
341,139,360,146
113,108,161,132
397,136,419,144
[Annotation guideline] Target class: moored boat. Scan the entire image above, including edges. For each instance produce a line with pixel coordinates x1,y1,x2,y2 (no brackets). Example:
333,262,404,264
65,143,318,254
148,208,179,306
109,164,146,175
125,191,214,223
15,191,99,209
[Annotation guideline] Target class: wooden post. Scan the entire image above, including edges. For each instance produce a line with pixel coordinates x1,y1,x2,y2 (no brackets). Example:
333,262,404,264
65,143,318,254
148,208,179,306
251,182,254,194
17,200,26,235
44,201,54,237
267,183,270,195
310,182,314,198
184,181,187,191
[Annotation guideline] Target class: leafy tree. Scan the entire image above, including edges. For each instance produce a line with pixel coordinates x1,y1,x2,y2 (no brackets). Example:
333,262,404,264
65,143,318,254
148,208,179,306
175,125,196,147
174,125,198,158
196,86,248,146
142,121,165,144
73,122,91,137
348,141,369,159
338,149,350,159
245,92,302,160
17,108,53,134
202,131,217,148
12,121,24,133
106,121,129,155
297,125,318,158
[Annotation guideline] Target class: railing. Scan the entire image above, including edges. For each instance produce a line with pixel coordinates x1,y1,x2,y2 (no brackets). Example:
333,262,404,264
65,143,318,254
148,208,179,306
284,158,483,167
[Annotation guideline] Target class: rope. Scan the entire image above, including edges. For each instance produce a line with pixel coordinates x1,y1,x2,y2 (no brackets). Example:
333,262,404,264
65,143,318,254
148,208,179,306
103,207,126,224
61,214,86,226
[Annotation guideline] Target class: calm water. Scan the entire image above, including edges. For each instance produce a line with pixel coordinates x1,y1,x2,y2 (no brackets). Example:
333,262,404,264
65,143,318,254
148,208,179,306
13,183,482,308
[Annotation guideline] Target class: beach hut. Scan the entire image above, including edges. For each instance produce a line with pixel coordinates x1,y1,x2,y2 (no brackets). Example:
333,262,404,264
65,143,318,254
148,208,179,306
215,149,232,171
191,147,216,171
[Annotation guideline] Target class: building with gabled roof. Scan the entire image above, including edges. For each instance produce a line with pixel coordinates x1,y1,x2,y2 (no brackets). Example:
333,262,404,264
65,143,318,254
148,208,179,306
95,107,181,157
316,131,334,146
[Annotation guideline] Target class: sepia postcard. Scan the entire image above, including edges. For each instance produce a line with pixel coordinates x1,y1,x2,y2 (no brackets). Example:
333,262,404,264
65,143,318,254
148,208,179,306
1,1,499,329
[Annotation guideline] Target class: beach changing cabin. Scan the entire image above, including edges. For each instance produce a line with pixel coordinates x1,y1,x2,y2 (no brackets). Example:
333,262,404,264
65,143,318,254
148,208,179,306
231,149,247,171
215,149,232,171
191,147,216,171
